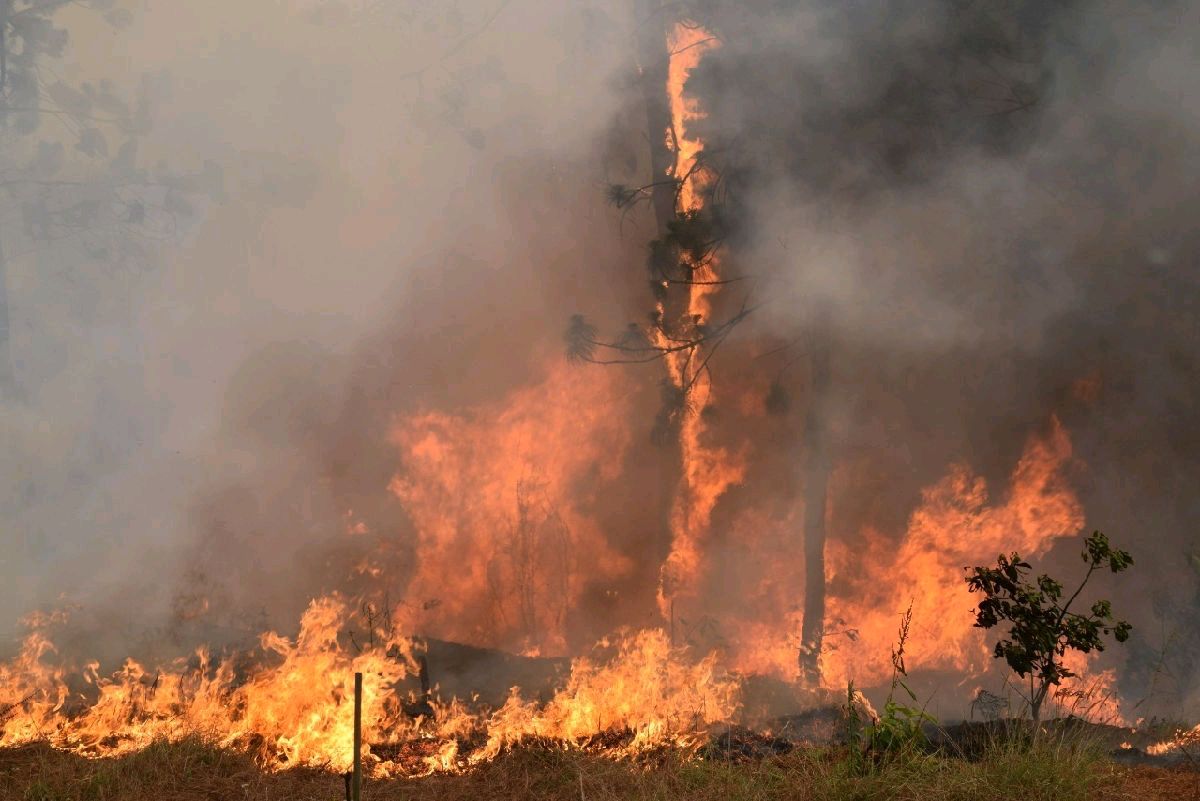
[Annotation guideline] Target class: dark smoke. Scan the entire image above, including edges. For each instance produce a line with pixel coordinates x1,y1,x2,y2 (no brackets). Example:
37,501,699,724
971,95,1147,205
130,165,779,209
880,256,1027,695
684,0,1200,711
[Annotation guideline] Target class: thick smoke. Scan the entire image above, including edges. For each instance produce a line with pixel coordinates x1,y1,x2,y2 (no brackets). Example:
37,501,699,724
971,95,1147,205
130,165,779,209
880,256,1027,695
2,0,1198,719
685,0,1200,710
1,1,655,658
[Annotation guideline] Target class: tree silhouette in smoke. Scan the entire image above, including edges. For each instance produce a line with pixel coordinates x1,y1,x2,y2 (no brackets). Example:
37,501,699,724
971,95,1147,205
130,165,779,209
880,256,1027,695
968,530,1133,722
0,0,220,400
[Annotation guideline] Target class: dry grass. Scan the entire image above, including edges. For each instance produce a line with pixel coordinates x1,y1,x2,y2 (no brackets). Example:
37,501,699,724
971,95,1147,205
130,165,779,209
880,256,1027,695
1,736,1195,801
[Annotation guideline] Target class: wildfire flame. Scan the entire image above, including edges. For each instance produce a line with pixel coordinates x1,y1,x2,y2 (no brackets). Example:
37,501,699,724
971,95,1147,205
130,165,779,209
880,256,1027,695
387,361,635,654
0,600,736,777
822,418,1085,687
1,412,1120,773
654,22,748,625
0,15,1136,780
0,597,414,771
1147,724,1200,758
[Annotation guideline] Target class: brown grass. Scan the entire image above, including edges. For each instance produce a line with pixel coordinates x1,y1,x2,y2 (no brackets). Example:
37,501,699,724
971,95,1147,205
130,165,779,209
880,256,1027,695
1,737,1196,801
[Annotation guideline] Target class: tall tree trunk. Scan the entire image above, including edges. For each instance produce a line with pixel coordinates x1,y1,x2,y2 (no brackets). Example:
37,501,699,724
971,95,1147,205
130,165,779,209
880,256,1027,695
634,0,691,626
0,226,17,399
634,0,677,243
635,0,692,338
799,313,832,686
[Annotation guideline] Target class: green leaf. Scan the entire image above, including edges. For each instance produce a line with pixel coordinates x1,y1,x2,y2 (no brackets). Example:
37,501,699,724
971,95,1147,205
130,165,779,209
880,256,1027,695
966,529,1133,719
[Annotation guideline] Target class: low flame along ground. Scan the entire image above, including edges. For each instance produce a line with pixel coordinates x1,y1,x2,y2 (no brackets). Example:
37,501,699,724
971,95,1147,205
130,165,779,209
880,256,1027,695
0,20,1148,779
0,376,1130,777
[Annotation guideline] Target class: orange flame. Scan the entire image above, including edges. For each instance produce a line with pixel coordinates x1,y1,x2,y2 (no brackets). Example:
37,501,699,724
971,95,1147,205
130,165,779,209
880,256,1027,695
667,23,718,214
462,629,738,764
655,22,747,623
822,418,1084,687
387,359,634,655
0,13,1136,779
0,602,736,777
718,418,1088,688
1,597,415,772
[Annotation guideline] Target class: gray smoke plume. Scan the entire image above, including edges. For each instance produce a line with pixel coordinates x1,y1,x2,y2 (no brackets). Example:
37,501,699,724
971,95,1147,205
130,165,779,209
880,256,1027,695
2,0,1197,718
684,0,1200,712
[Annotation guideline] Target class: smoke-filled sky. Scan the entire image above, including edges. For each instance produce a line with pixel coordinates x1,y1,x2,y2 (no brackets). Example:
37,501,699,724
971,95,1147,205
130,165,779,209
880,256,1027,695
2,0,644,642
2,0,1198,713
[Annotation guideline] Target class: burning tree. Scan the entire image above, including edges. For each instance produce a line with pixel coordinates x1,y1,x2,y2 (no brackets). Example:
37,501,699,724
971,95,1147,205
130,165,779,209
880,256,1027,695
966,530,1133,722
568,1,833,688
566,1,766,669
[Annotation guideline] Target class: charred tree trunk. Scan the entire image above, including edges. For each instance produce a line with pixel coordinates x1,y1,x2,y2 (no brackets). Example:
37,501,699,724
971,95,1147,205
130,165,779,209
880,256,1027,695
635,0,678,242
634,0,691,334
799,314,832,686
635,0,691,620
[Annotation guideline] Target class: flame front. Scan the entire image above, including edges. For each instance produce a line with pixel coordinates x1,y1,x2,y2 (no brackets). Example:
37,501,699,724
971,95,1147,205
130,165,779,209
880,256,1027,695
0,601,737,777
2,414,1115,773
0,598,414,772
0,15,1138,780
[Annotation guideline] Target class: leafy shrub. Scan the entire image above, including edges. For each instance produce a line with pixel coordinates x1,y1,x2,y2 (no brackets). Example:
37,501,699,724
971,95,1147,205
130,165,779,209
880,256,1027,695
966,530,1133,721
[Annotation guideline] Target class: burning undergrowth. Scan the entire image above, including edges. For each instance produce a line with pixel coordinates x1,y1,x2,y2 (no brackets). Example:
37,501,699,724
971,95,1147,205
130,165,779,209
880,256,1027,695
0,598,741,777
4,0,1198,786
0,407,1135,778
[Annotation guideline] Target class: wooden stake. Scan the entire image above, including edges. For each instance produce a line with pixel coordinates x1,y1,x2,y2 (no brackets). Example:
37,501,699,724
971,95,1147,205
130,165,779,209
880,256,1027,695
352,671,363,801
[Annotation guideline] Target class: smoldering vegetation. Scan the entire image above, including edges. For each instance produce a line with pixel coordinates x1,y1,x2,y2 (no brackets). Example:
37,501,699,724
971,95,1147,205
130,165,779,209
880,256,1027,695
2,0,1198,720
